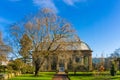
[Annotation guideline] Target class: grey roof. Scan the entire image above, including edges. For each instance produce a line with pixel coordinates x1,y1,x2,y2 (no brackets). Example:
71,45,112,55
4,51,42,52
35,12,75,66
66,41,91,51
37,41,92,51
80,41,91,50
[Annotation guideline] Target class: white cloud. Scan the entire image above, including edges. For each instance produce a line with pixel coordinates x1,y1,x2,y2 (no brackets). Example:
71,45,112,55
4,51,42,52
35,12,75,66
63,0,86,6
33,0,86,13
33,0,58,13
8,0,86,13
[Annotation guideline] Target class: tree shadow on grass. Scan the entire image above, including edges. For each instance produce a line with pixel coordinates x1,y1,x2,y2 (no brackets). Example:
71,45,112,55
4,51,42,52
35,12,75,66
68,73,93,76
110,76,120,79
9,72,55,80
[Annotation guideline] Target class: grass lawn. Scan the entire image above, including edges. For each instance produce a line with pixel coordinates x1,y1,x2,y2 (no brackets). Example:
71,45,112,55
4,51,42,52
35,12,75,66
9,72,55,80
69,72,120,80
9,71,120,80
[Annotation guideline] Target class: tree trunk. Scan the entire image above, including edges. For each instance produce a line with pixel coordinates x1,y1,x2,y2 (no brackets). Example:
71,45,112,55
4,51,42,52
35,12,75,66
35,64,40,76
34,58,45,76
74,70,76,75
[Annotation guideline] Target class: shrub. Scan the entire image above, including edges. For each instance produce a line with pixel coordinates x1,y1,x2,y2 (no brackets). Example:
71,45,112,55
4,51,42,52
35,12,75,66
64,69,68,74
110,61,117,76
27,66,34,74
7,59,34,74
7,59,25,71
0,65,7,73
99,65,105,72
56,70,59,73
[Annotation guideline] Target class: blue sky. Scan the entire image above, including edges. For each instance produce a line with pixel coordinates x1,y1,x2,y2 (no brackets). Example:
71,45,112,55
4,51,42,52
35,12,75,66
0,0,120,57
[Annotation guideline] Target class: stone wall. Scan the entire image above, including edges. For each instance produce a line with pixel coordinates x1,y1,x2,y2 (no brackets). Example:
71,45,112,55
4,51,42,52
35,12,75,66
0,71,21,80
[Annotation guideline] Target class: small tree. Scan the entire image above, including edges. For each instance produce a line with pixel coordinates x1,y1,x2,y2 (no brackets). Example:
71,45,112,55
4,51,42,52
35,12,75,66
0,31,11,65
0,32,7,63
110,48,120,59
110,60,117,76
8,59,25,71
20,34,32,63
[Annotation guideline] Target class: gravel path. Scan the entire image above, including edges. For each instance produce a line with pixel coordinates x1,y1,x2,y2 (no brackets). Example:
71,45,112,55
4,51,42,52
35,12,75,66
52,72,70,80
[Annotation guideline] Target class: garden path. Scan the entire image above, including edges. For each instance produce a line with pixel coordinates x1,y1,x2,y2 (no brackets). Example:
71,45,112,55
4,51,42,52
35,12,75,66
52,72,70,80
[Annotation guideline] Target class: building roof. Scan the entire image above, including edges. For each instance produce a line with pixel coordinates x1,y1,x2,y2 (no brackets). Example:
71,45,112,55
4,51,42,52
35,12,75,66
37,41,92,51
66,41,92,51
80,41,91,51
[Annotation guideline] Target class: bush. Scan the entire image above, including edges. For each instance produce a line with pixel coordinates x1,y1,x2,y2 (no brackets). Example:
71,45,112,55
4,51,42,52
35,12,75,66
64,69,68,74
110,61,117,76
0,65,7,73
21,65,34,74
7,65,14,73
7,59,34,74
56,70,59,73
7,59,25,71
76,65,88,72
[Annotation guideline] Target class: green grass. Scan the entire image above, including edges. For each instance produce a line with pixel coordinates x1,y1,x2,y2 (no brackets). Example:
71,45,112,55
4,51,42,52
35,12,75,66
9,71,120,80
9,72,55,80
69,72,94,80
69,72,120,80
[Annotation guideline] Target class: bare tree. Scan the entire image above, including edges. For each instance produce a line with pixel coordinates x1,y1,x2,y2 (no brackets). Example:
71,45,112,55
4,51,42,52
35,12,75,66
0,31,11,65
110,48,120,58
9,8,75,76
